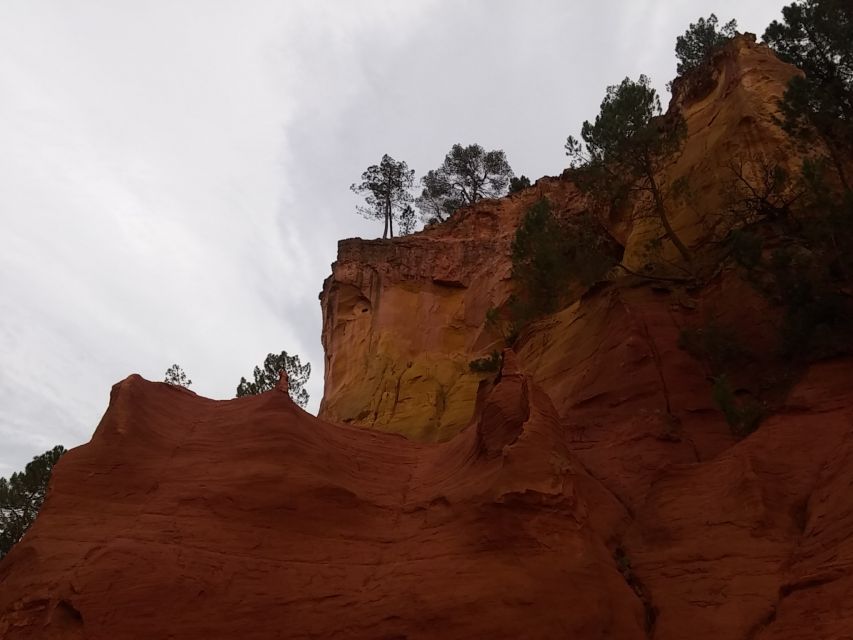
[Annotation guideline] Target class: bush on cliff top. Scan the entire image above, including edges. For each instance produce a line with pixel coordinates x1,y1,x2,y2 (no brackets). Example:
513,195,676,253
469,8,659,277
1,446,66,559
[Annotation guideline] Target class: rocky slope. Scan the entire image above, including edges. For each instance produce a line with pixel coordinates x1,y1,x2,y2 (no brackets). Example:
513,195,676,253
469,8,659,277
2,359,852,639
0,368,645,639
3,34,853,639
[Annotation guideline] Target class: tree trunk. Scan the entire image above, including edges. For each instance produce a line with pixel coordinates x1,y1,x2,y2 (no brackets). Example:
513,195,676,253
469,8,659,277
824,134,850,193
646,161,693,268
382,194,390,239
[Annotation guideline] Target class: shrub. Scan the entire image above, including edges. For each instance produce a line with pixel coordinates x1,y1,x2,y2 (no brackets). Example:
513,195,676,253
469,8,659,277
508,175,531,194
729,229,764,270
469,351,502,373
712,375,765,438
726,159,853,361
1,446,66,558
511,198,618,323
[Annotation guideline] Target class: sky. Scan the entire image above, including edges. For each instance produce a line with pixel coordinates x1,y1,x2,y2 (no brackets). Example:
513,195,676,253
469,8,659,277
0,0,785,475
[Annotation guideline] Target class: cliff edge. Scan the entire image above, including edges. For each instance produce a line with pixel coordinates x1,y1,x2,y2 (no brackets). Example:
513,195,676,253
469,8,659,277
318,35,801,441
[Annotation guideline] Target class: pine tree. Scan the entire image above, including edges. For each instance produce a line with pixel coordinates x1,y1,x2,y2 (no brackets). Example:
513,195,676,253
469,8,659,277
566,75,692,268
416,144,514,224
0,446,66,558
236,351,311,408
351,155,415,239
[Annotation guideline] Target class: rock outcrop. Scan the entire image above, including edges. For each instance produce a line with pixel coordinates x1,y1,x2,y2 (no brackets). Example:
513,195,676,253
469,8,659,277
3,358,853,639
319,35,801,441
0,367,646,639
4,34,853,640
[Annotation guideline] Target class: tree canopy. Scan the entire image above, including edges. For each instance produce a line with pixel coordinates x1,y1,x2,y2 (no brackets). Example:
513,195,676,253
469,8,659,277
164,364,192,388
416,144,514,224
511,199,618,319
764,0,853,189
236,351,311,407
509,175,532,194
398,204,417,235
566,75,692,267
1,445,66,559
675,14,738,75
351,154,415,239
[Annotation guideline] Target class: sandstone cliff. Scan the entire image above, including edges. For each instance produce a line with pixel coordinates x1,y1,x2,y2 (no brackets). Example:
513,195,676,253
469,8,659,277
2,358,852,639
3,34,853,640
319,35,801,441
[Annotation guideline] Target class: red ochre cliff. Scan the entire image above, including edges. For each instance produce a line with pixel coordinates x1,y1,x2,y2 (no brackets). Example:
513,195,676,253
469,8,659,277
3,35,853,639
319,35,803,441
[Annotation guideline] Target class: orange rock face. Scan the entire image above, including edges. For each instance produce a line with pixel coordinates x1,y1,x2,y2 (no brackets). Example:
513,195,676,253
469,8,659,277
3,358,853,639
319,35,801,441
4,35,853,639
0,371,647,639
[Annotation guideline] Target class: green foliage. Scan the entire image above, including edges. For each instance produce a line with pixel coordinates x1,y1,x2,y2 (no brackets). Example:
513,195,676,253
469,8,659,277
1,446,66,559
469,350,502,373
236,351,311,407
509,175,531,194
675,14,738,75
725,159,853,360
565,75,692,267
484,306,501,328
729,229,764,269
712,375,765,438
351,154,416,239
511,199,568,317
764,0,853,188
398,204,418,235
566,76,668,171
678,322,747,375
768,243,853,359
511,198,618,322
416,144,514,224
723,157,798,225
768,160,852,358
164,363,192,388
678,322,765,437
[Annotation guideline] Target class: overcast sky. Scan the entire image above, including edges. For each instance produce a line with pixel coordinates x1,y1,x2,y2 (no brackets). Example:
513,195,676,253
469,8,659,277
0,0,783,475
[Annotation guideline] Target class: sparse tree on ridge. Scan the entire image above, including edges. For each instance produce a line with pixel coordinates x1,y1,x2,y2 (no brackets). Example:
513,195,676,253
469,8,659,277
236,351,311,408
566,75,693,268
764,0,853,190
675,14,738,75
164,364,192,388
416,144,514,224
509,175,532,194
351,154,415,239
0,446,66,559
398,205,418,235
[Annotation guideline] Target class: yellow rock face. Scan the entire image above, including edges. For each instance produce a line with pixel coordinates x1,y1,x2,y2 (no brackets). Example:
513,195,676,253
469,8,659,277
319,35,804,441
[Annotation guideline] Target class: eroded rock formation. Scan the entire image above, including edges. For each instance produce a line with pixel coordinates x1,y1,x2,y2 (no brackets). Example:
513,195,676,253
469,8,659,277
0,366,645,639
3,357,852,639
3,34,853,640
319,35,801,441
